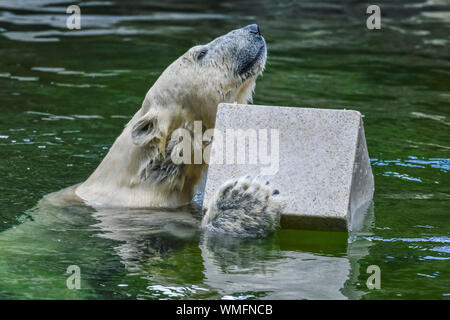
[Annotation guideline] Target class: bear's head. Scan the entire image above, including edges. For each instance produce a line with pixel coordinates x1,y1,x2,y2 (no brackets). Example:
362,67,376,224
141,24,267,128
76,26,267,208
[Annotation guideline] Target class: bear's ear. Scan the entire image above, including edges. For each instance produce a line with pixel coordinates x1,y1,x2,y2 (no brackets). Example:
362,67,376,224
131,112,161,146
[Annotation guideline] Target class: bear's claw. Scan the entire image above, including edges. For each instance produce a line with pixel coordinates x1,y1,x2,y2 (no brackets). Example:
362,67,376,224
201,176,284,238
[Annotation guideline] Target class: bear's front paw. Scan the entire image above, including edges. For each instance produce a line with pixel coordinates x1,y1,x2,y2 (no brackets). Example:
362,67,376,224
201,176,284,238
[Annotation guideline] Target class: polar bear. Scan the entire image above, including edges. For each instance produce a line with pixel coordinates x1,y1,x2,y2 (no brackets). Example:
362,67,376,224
73,24,282,237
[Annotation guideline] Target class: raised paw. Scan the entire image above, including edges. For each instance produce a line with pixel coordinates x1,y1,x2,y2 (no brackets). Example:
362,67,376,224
201,176,284,238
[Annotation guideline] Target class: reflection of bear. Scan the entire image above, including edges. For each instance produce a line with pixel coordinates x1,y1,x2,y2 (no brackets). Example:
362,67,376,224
71,25,283,237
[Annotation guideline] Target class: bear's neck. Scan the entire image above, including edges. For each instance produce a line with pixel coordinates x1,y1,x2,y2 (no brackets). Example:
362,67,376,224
75,124,193,208
74,77,256,209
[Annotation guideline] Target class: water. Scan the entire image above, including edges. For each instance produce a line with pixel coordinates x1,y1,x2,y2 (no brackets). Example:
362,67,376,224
0,0,449,299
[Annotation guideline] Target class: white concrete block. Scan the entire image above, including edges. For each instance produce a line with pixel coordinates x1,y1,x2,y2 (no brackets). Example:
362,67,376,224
202,103,374,232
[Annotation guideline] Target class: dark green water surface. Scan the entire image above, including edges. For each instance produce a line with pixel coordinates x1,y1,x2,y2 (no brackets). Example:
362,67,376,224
0,0,449,299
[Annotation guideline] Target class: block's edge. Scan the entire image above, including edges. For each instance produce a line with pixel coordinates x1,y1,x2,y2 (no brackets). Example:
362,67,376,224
218,103,363,116
280,213,348,232
344,114,364,228
346,117,375,231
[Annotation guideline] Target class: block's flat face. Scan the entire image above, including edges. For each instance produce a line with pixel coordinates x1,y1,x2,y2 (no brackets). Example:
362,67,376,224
202,103,374,231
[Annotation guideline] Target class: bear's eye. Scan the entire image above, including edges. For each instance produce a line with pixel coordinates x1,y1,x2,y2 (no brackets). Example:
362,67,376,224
196,49,207,61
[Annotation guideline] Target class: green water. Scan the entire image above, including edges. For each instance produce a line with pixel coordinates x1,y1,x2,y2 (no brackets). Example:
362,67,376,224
0,0,449,299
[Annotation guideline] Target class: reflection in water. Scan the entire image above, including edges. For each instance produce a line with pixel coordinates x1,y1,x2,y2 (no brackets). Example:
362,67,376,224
0,185,374,299
200,234,352,299
200,207,374,300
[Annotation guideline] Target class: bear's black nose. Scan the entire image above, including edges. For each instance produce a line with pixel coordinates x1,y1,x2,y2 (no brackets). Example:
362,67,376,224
246,24,261,36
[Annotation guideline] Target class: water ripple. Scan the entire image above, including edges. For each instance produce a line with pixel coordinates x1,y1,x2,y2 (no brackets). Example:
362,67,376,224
146,284,209,298
351,236,450,243
0,10,224,42
371,156,449,173
32,67,129,78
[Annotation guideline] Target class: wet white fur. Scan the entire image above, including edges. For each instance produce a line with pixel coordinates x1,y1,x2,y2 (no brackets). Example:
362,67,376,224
74,26,283,237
